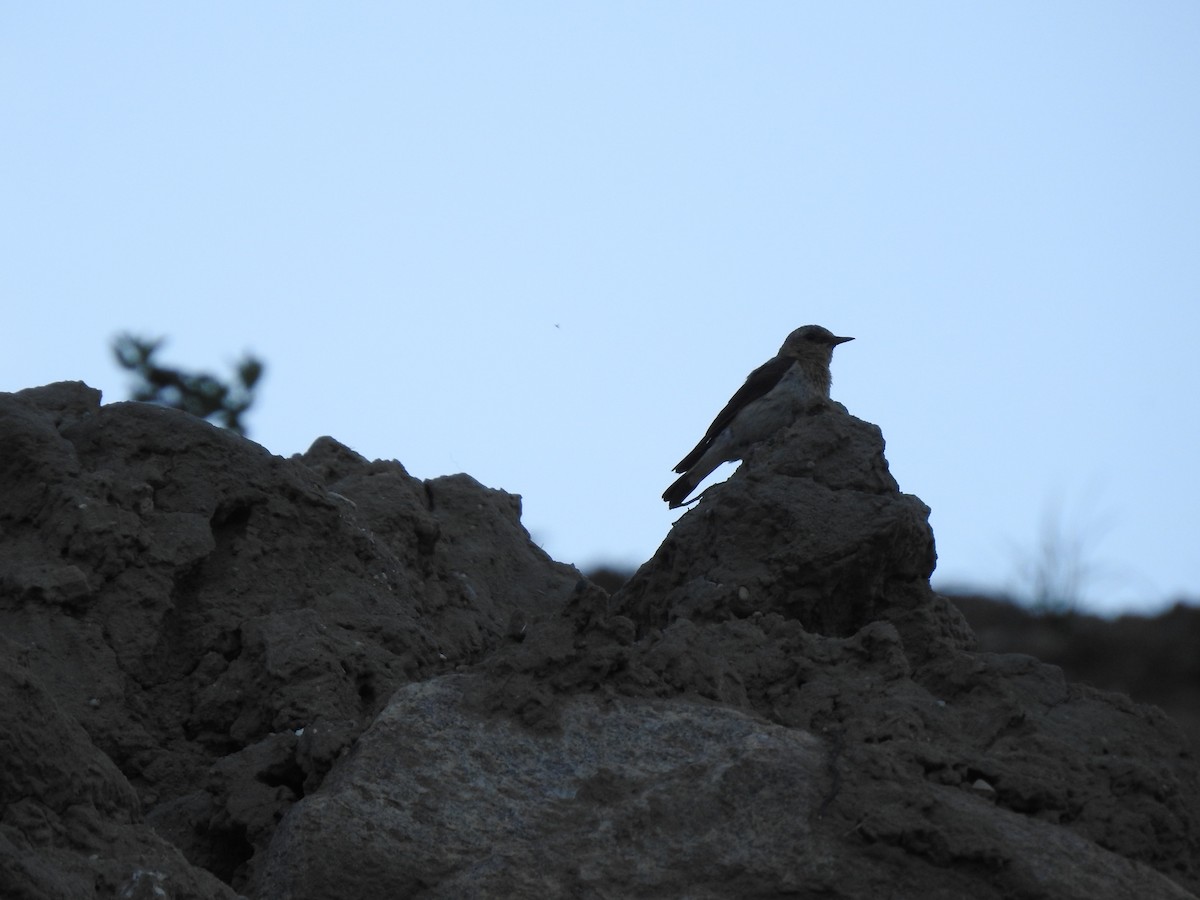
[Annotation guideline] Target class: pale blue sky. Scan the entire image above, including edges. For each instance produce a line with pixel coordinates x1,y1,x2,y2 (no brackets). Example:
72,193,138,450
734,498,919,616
4,4,1198,614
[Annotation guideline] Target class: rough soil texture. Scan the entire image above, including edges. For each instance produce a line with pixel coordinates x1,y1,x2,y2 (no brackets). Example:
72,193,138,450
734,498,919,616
948,594,1200,754
1,381,1197,899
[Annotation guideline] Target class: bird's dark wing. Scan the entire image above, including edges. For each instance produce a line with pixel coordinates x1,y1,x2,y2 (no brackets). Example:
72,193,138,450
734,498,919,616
672,354,794,473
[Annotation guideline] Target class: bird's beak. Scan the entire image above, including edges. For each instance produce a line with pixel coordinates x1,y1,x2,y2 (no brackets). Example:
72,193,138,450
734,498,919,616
832,335,854,345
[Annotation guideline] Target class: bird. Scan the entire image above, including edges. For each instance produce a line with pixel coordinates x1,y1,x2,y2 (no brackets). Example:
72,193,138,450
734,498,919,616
662,325,853,508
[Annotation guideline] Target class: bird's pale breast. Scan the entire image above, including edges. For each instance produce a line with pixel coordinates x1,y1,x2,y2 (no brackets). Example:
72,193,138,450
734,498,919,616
723,363,823,448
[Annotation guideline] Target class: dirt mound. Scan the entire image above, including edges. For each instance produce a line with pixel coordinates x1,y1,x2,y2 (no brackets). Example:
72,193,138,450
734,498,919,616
2,382,1196,898
949,594,1200,754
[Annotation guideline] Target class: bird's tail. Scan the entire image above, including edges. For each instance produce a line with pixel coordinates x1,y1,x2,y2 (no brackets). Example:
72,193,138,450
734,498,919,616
662,472,698,509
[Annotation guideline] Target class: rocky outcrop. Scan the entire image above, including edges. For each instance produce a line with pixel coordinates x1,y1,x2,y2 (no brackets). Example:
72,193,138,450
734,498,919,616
0,383,1196,898
0,381,578,896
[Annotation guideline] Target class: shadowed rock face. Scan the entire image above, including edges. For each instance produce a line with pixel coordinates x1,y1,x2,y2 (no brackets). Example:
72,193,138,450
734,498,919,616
616,407,947,642
1,383,1197,899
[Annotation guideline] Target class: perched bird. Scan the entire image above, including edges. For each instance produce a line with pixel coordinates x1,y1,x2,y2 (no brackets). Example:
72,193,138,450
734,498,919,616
662,325,853,508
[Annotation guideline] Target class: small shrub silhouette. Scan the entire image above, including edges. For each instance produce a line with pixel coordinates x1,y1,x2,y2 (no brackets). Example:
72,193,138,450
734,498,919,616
113,333,263,436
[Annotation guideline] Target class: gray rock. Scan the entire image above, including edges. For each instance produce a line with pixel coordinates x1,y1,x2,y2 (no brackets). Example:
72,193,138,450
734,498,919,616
258,675,1195,900
258,676,831,899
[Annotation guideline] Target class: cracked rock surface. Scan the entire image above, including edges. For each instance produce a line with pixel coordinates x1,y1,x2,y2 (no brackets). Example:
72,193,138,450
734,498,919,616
1,382,1196,899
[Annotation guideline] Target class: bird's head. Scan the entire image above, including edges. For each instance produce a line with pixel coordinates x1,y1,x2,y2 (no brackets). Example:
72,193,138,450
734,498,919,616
779,325,854,362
